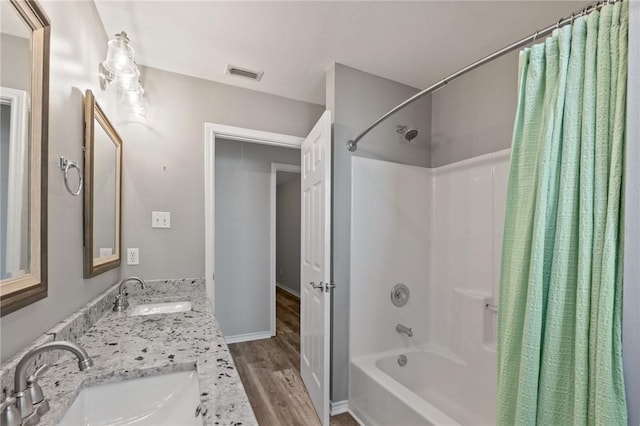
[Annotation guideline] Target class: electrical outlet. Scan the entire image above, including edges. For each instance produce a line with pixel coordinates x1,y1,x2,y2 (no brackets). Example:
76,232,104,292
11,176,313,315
127,248,139,265
152,211,171,228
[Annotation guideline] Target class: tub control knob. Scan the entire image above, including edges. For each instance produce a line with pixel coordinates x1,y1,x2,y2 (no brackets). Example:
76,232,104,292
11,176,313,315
390,283,410,307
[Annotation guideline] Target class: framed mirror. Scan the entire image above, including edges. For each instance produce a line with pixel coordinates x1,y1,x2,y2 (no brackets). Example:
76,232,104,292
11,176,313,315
0,0,50,316
83,90,122,278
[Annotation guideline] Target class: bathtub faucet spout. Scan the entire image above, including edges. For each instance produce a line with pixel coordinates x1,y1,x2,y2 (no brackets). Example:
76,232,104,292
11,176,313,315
396,323,413,337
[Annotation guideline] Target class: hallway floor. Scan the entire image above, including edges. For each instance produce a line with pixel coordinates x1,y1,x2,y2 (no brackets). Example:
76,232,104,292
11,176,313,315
229,287,358,426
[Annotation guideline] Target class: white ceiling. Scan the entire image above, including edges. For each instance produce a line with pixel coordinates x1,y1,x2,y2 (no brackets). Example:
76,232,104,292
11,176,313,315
95,1,590,105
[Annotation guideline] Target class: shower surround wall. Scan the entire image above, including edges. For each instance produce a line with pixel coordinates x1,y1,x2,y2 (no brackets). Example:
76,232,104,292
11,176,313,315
349,150,509,425
430,150,509,357
349,158,431,358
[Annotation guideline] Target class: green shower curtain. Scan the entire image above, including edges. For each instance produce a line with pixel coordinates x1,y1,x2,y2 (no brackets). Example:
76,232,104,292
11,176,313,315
497,2,628,425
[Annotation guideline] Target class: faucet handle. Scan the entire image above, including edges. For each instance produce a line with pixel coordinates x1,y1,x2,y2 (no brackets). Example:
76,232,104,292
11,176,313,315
27,364,49,384
26,364,48,405
0,397,20,426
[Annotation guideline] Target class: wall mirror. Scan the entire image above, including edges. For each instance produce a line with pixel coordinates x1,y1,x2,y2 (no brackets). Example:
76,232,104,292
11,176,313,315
83,90,122,277
0,0,50,316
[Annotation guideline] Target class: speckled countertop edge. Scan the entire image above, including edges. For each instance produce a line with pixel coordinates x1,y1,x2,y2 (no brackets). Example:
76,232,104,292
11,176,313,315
25,279,258,426
1,282,120,399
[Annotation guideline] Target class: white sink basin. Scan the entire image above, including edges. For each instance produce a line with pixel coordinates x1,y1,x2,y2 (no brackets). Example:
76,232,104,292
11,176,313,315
130,301,192,316
60,370,202,425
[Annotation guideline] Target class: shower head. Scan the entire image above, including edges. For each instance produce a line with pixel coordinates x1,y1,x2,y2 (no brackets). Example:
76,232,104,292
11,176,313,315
404,128,418,141
396,125,419,142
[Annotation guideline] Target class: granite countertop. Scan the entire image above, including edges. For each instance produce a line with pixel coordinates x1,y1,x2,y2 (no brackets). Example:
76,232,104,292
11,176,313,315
34,280,257,426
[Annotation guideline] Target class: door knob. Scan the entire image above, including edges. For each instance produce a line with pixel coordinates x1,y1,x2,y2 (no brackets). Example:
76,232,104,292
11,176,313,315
311,281,324,290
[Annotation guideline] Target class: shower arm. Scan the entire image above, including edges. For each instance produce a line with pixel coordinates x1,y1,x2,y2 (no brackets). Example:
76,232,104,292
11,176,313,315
346,0,619,152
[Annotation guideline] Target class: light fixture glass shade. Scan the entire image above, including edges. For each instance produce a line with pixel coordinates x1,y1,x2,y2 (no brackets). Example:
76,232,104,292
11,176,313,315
122,82,143,104
100,31,140,92
111,66,140,91
120,81,145,116
102,32,135,76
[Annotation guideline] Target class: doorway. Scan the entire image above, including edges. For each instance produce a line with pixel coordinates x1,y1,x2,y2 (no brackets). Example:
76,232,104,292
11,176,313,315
204,113,336,424
212,140,300,342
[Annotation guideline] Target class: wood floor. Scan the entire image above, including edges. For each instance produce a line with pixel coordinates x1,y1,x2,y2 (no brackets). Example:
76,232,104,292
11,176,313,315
229,287,358,426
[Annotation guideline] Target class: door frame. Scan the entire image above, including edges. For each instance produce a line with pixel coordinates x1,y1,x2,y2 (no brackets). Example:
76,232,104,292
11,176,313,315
204,123,304,310
269,163,302,336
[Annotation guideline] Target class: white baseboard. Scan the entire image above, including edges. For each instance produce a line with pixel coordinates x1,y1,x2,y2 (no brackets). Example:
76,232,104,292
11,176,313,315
348,408,366,425
330,400,349,416
276,283,300,298
224,331,272,344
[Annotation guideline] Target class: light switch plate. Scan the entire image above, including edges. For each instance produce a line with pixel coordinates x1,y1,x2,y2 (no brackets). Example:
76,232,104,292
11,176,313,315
152,211,171,228
99,248,113,257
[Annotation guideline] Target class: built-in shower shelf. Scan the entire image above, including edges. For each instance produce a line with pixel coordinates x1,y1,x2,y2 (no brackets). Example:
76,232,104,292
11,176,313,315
452,288,492,300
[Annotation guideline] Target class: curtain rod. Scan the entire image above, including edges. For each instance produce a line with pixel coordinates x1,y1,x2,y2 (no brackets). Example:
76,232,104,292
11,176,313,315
346,0,621,152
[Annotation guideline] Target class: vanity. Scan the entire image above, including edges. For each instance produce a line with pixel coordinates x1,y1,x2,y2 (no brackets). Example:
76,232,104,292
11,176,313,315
0,278,257,425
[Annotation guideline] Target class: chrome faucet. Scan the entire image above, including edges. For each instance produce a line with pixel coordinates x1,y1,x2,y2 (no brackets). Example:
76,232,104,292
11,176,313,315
396,323,413,337
11,341,93,423
113,276,146,312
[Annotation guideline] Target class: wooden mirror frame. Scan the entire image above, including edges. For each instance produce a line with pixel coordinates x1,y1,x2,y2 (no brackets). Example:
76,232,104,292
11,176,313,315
0,0,50,316
83,90,122,278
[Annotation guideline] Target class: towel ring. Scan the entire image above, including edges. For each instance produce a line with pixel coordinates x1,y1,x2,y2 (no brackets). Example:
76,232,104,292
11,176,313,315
59,156,83,196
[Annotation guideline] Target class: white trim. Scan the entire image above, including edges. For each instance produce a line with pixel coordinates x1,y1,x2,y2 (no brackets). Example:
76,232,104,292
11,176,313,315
206,123,304,149
330,400,349,416
270,163,301,336
1,87,29,275
276,282,301,299
224,331,273,345
348,408,366,426
204,122,303,312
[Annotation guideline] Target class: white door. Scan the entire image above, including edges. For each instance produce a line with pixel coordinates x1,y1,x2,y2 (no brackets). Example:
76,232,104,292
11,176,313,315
300,110,332,425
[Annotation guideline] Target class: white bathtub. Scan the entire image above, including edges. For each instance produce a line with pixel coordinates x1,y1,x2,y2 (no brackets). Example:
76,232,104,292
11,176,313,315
349,348,496,426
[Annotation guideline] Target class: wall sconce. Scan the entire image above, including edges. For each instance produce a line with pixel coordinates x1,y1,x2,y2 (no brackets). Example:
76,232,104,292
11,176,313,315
99,31,138,90
99,31,146,116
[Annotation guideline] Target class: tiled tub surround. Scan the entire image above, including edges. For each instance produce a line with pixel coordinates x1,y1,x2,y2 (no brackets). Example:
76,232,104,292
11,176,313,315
0,279,257,426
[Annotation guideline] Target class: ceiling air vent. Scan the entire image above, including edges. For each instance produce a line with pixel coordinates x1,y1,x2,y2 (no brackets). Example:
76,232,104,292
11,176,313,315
225,64,264,82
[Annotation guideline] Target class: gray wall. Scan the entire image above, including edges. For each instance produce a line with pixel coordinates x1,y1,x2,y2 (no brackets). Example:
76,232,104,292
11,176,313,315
118,66,324,281
214,139,299,337
430,52,519,167
276,175,301,296
329,63,432,402
0,33,30,93
624,1,639,424
0,1,120,361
